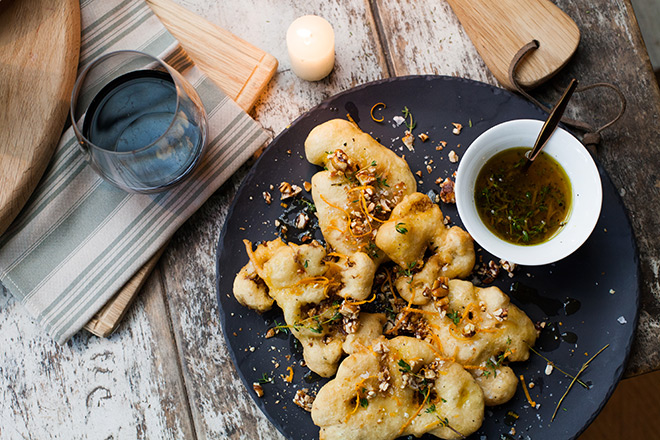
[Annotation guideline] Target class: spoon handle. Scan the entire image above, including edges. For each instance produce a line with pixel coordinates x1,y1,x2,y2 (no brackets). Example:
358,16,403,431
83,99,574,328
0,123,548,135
527,78,578,162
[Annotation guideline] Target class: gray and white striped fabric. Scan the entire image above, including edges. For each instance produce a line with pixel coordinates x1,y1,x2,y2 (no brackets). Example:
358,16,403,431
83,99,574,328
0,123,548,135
0,0,269,343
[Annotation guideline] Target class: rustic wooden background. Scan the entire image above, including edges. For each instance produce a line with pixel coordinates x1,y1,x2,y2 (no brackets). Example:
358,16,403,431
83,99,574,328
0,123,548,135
1,0,659,439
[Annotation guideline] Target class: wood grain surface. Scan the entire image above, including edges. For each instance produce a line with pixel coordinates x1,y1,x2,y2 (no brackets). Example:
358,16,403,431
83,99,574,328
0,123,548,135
1,0,659,438
446,0,580,89
0,0,80,236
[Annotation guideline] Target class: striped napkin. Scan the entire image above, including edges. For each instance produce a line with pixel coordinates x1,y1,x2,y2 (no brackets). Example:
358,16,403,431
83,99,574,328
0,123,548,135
0,0,269,343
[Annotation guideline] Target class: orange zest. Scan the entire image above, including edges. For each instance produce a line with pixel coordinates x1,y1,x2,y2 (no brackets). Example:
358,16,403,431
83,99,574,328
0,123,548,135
403,307,440,316
370,102,386,122
319,193,351,221
398,389,431,435
326,224,347,234
383,267,399,300
327,251,350,259
345,293,377,306
294,276,331,286
243,239,263,271
519,374,537,407
284,366,294,383
461,364,487,371
345,375,377,422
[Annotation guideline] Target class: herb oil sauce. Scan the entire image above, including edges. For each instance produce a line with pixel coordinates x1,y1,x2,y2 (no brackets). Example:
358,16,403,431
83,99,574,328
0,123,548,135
475,148,571,245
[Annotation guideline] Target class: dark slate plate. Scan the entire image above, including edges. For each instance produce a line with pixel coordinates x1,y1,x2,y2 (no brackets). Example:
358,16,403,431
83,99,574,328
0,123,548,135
215,76,639,440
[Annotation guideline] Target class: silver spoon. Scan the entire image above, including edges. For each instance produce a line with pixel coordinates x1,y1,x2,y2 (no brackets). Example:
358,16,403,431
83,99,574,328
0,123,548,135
525,78,578,166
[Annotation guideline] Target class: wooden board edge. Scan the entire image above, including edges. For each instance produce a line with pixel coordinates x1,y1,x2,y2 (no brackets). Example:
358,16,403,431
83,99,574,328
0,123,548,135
233,53,278,112
146,0,278,112
84,246,165,337
0,0,81,236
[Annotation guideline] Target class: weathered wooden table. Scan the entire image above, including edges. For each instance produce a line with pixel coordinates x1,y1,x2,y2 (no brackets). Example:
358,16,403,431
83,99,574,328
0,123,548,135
1,0,659,438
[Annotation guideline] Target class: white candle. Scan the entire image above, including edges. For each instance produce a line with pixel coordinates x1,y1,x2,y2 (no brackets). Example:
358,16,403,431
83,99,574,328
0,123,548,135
286,15,335,81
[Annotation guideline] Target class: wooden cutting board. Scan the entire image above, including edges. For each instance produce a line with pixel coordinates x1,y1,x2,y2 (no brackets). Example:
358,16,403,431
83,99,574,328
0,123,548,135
0,0,80,237
84,0,278,337
446,0,580,90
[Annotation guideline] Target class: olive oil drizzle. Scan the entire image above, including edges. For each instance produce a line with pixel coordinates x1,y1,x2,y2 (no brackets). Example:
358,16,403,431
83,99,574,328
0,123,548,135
475,148,571,245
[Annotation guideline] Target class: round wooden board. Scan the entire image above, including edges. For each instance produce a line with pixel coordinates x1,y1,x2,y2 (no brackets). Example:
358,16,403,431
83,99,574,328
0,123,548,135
0,0,80,235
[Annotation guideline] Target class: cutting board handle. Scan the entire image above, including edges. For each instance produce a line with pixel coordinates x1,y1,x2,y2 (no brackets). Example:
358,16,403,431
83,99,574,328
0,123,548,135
446,0,580,90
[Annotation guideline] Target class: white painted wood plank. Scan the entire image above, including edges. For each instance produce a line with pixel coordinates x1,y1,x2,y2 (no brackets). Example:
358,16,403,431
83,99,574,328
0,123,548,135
374,0,498,84
0,278,194,440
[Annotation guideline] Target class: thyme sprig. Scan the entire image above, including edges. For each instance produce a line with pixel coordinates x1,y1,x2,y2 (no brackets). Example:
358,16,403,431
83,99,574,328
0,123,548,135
526,343,588,388
402,106,416,131
551,344,609,421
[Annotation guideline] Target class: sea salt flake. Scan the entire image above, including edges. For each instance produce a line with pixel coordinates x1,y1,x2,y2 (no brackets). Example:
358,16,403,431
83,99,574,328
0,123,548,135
617,316,627,324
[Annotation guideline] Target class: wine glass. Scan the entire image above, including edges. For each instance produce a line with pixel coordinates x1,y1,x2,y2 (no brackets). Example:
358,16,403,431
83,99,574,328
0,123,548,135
70,50,208,193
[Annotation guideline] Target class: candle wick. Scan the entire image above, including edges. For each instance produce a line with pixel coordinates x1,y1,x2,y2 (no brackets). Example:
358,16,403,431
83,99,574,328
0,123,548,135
296,28,313,45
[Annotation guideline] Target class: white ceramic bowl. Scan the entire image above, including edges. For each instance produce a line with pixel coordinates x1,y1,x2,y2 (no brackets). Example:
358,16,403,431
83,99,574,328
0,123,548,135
455,119,602,266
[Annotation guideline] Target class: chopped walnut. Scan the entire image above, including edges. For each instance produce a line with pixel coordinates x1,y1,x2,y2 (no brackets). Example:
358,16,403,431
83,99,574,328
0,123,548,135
293,389,315,412
500,260,517,277
339,301,360,319
252,383,264,397
355,166,378,186
479,260,500,283
448,151,459,163
418,133,429,142
303,181,312,192
431,277,449,298
452,122,463,135
373,341,389,354
462,323,476,337
438,178,456,204
262,191,272,205
294,212,309,229
402,130,415,151
329,149,350,172
378,200,392,213
343,317,360,334
415,170,423,178
434,296,449,312
436,140,447,151
378,367,391,392
493,308,509,322
265,328,277,339
279,182,302,200
426,164,433,174
423,368,437,380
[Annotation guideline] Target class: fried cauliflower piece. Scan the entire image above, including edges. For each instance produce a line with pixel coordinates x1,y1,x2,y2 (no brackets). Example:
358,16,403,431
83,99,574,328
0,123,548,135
304,119,416,259
312,336,484,440
233,238,379,377
374,193,475,304
393,279,537,406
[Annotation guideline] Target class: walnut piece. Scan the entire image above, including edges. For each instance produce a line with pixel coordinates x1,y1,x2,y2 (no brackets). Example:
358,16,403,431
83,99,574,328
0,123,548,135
294,388,315,412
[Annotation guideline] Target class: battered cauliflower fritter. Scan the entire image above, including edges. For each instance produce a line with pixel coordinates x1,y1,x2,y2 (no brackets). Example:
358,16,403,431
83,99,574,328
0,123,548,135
398,279,538,406
312,336,484,440
375,193,475,305
233,238,379,377
305,119,417,259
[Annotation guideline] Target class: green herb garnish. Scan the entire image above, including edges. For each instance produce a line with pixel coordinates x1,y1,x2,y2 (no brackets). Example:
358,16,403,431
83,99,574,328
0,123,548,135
402,106,416,131
446,310,461,326
398,359,412,373
258,373,272,384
